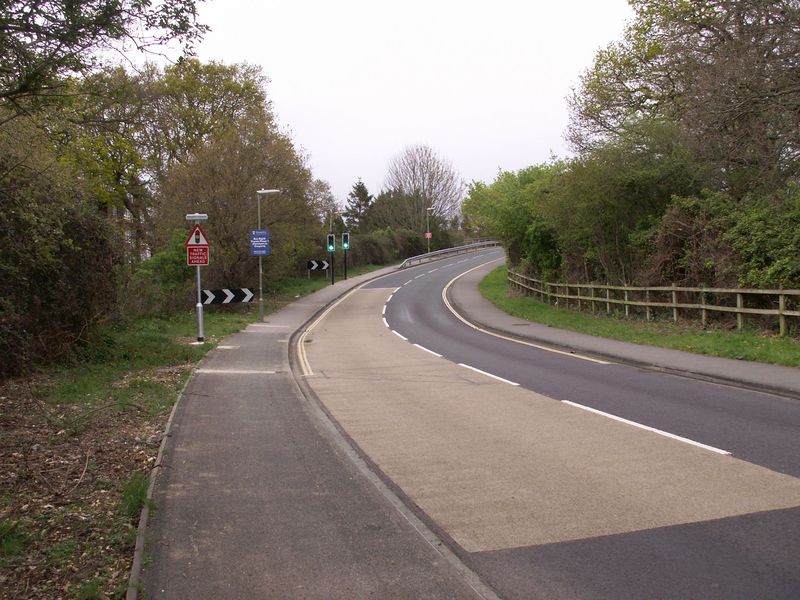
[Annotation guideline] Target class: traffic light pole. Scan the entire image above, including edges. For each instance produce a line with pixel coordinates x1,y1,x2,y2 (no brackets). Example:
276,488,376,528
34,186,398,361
344,249,347,280
329,249,334,285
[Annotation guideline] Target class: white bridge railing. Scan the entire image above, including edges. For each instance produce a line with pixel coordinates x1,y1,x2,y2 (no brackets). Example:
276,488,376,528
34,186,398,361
399,240,501,268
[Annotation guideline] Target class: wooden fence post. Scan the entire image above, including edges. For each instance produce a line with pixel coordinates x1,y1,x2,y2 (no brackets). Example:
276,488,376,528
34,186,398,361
624,290,629,318
645,290,651,322
700,290,707,329
606,287,611,314
737,293,744,330
672,284,678,323
779,293,786,337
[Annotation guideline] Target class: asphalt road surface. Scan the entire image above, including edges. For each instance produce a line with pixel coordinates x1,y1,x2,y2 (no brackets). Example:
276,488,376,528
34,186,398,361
301,249,800,600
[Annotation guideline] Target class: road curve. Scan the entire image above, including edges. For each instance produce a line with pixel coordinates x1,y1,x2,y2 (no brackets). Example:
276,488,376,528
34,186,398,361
300,250,800,600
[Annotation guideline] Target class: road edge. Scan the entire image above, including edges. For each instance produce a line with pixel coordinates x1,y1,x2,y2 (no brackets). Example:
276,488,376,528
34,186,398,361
445,260,800,402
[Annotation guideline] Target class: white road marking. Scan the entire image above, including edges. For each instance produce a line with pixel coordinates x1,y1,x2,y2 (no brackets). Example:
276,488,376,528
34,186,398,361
428,268,439,273
442,262,611,365
404,280,413,286
561,400,731,455
415,274,426,279
393,330,408,341
382,317,389,328
413,344,442,358
458,363,519,386
196,369,277,375
382,305,386,315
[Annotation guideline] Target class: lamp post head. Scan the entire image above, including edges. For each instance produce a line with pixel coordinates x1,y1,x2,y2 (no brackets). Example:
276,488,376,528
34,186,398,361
185,213,208,221
257,189,281,196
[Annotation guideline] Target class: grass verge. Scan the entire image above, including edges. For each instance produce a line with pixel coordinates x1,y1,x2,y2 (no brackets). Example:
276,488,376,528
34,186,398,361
0,265,387,599
480,265,800,367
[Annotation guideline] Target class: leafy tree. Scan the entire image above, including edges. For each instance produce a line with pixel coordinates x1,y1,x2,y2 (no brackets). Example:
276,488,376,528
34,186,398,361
155,115,316,286
0,111,117,376
463,164,563,279
343,179,373,232
569,0,800,195
0,0,207,112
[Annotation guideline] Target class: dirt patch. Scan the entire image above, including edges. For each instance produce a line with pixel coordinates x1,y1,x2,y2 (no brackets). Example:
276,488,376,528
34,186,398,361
0,366,190,599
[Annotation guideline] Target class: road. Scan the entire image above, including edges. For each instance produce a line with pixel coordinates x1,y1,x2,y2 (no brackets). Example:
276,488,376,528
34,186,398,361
300,249,800,599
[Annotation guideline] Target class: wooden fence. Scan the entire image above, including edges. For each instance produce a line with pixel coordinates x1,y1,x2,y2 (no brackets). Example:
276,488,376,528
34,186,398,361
507,269,800,336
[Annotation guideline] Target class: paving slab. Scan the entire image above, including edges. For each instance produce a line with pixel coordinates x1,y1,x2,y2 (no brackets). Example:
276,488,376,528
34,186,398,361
303,286,800,553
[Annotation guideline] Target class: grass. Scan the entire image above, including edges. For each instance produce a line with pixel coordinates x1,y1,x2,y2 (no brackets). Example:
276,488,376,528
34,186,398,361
480,266,800,367
119,473,151,521
0,520,29,564
3,269,395,599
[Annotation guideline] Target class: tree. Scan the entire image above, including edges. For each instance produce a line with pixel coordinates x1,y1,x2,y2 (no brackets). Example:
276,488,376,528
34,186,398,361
383,144,464,231
0,109,117,376
139,59,270,182
0,0,207,112
343,179,374,232
568,0,800,195
155,113,316,286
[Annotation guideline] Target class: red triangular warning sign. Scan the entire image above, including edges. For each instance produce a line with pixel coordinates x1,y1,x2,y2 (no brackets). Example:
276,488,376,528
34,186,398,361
185,224,209,246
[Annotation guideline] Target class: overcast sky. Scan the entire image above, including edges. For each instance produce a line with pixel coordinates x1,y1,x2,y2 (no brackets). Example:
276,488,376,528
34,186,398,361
194,0,633,203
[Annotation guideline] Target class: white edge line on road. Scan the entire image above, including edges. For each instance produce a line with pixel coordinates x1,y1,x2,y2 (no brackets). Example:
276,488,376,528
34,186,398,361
196,369,277,375
561,400,731,455
413,344,442,358
441,261,611,365
392,330,408,341
382,305,386,315
382,316,389,328
458,363,519,386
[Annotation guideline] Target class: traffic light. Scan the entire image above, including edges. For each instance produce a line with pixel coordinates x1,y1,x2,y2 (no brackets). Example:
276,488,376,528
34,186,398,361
326,233,335,252
342,232,350,250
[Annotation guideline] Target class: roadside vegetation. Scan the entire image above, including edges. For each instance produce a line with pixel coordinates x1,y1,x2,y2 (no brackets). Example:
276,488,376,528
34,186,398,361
481,266,800,367
4,1,799,597
462,1,800,340
0,262,385,599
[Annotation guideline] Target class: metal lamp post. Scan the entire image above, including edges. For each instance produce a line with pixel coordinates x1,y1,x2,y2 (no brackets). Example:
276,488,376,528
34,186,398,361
256,189,281,321
426,207,434,254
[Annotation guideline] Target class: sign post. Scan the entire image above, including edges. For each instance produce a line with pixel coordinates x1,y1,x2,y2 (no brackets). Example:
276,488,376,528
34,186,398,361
185,215,209,342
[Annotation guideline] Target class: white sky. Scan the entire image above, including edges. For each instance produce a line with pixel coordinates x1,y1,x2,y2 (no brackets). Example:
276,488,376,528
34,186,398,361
194,0,633,204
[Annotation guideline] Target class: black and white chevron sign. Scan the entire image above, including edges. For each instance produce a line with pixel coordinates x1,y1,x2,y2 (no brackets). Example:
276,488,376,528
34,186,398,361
307,259,330,271
201,288,254,305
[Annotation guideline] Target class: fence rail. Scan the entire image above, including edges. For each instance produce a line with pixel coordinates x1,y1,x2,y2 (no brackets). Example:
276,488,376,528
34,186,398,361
507,269,800,336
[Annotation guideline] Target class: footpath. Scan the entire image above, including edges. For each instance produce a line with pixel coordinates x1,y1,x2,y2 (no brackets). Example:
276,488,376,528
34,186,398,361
139,265,487,600
137,253,799,599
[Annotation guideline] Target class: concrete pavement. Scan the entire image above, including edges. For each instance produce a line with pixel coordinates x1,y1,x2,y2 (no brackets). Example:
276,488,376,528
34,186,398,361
141,250,799,599
141,265,492,599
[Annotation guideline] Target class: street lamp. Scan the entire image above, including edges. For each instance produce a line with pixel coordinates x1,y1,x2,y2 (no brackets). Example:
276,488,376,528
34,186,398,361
426,207,434,254
256,189,281,321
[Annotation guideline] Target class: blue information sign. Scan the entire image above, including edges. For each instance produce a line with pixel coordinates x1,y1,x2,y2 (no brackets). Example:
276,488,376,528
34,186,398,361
249,229,270,256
